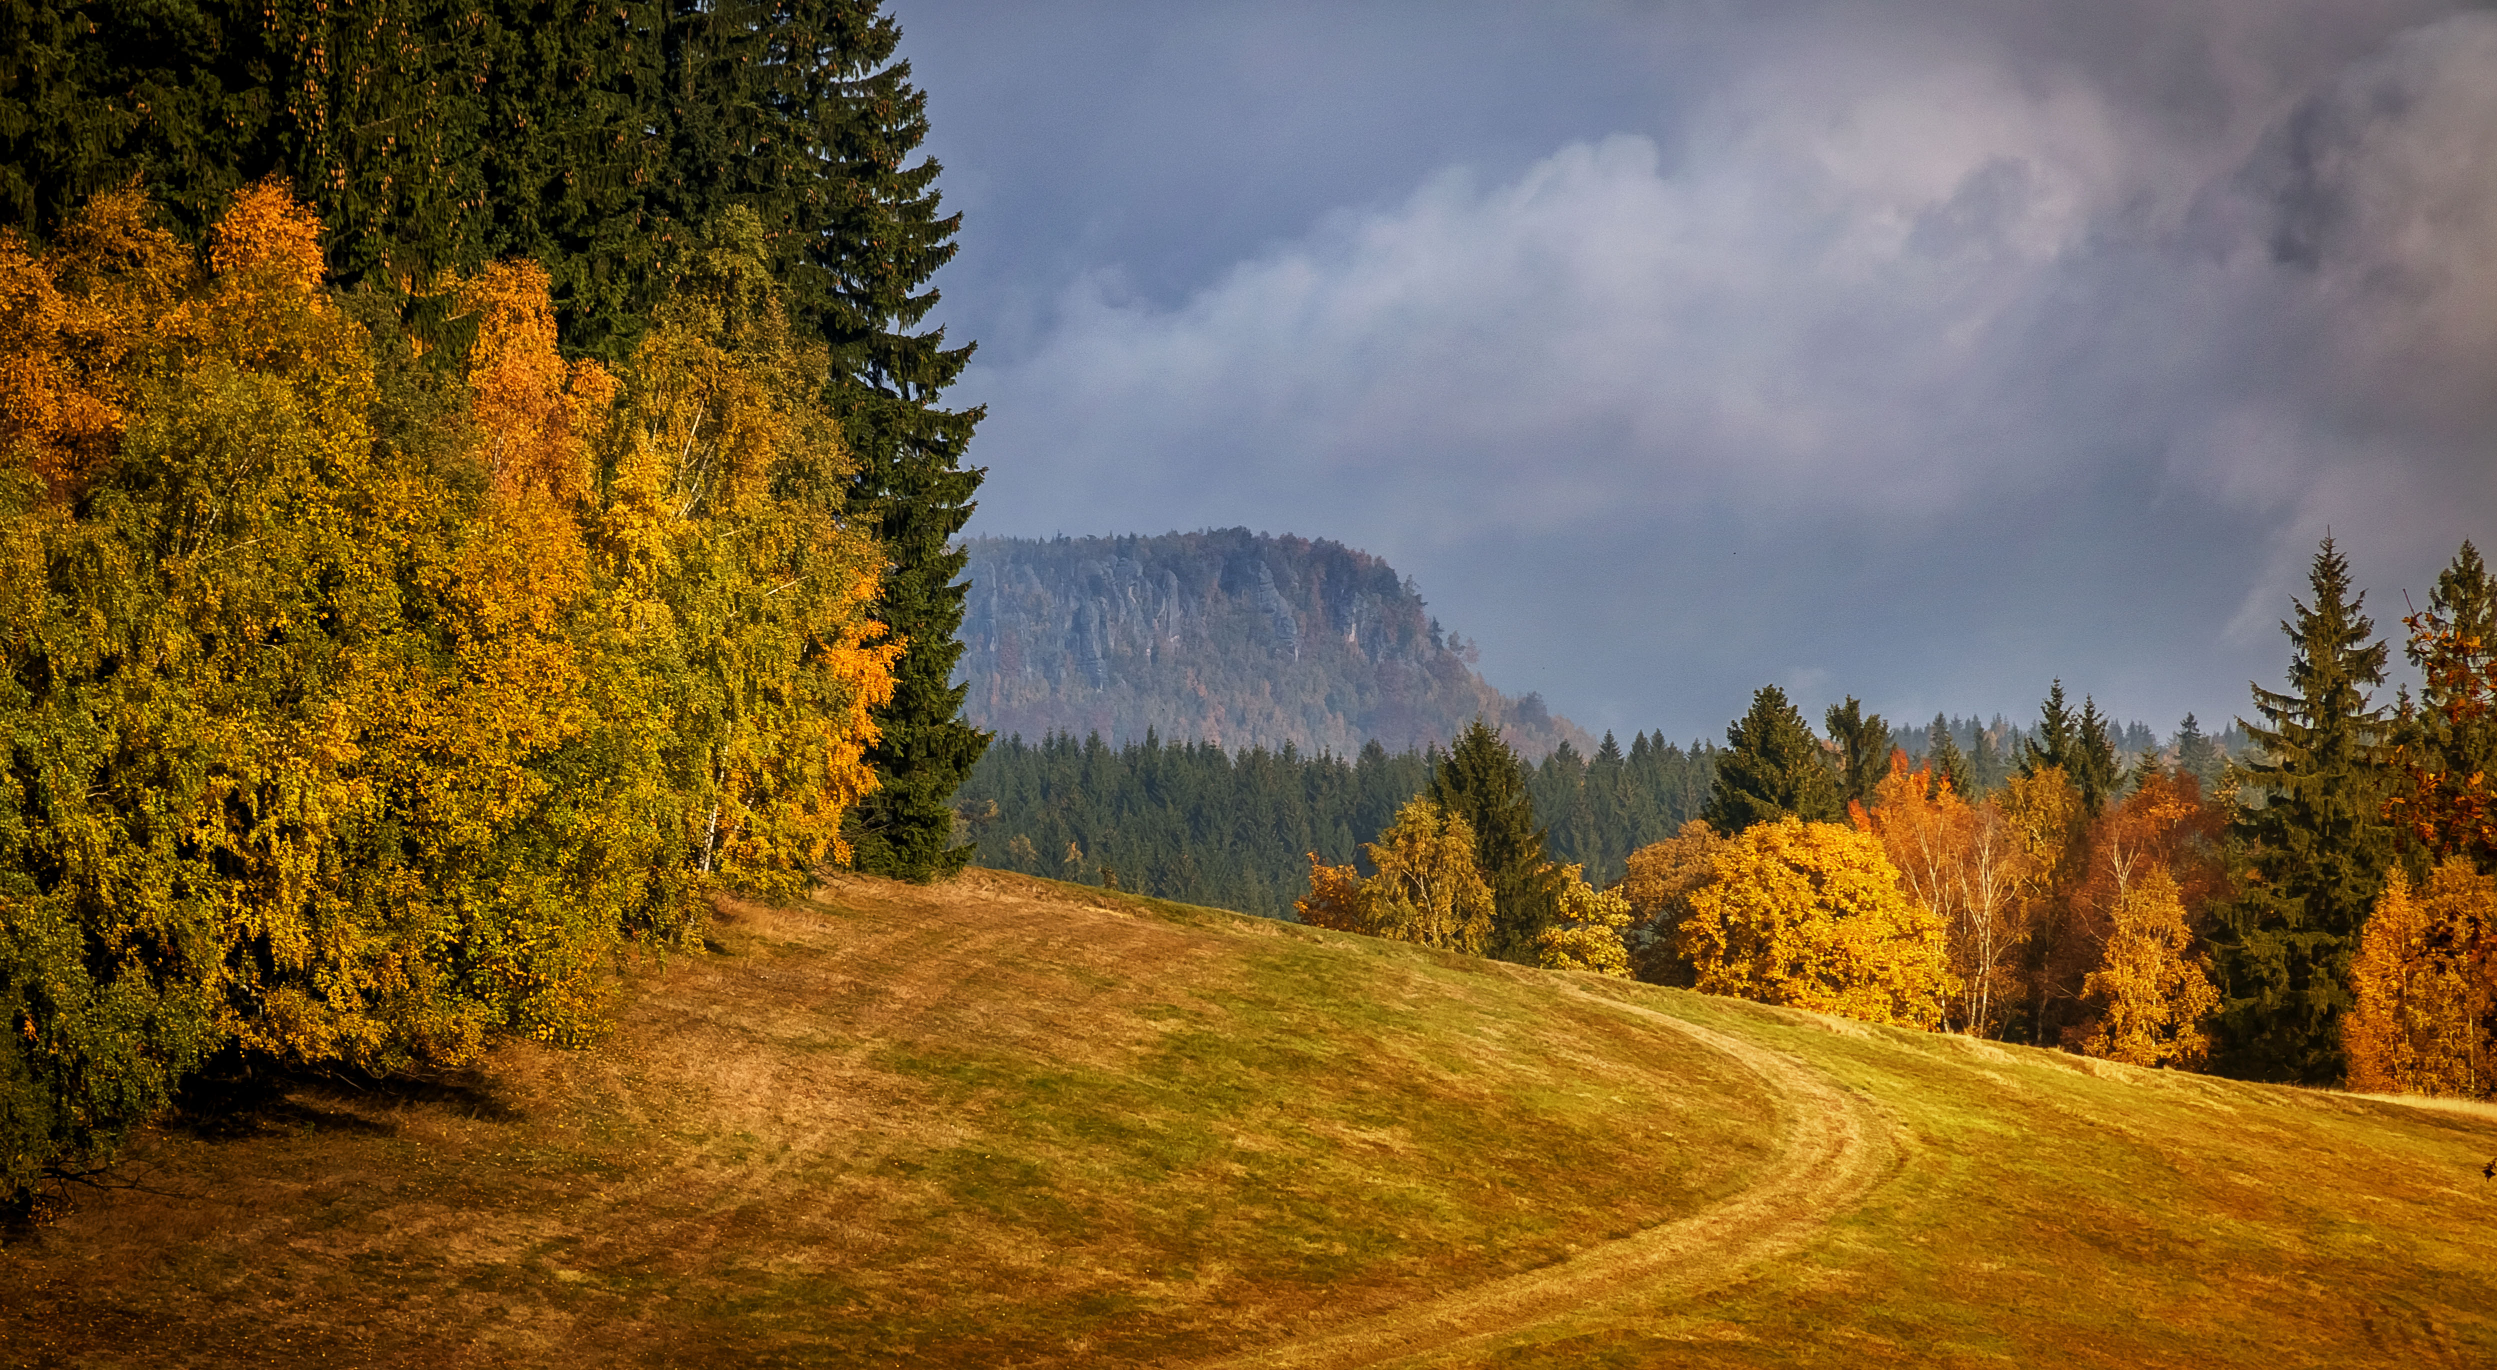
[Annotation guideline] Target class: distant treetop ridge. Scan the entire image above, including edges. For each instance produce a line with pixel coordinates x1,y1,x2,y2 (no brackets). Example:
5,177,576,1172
957,530,1592,759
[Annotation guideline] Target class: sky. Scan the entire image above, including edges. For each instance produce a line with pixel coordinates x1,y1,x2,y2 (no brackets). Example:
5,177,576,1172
893,0,2497,743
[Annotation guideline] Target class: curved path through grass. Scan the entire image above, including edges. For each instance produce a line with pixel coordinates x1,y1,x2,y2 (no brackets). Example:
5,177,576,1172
7,869,2495,1368
1201,986,1896,1368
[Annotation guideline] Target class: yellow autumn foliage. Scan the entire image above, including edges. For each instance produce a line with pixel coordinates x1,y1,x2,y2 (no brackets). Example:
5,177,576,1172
0,188,899,1200
1536,864,1631,976
1295,797,1493,954
2345,861,2496,1097
2078,866,2220,1069
1684,818,1955,1029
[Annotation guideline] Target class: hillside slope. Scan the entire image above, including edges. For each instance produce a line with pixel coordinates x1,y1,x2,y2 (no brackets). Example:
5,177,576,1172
6,872,2495,1368
958,530,1594,759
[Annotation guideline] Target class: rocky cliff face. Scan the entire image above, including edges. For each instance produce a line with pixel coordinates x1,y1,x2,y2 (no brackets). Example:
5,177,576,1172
956,529,1592,759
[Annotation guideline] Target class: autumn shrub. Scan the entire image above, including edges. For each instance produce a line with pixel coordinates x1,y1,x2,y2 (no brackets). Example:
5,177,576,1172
1295,797,1495,954
0,188,896,1207
1683,818,1955,1029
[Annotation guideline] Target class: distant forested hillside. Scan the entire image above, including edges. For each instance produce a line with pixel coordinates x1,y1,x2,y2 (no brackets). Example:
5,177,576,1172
955,700,2254,920
956,530,1594,759
957,729,1720,917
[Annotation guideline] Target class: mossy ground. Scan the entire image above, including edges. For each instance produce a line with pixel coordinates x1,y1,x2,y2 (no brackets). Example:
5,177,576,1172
4,869,2494,1367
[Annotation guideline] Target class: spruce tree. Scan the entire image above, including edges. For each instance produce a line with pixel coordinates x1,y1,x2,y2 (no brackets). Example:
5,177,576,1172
805,5,989,880
1429,718,1554,962
2174,713,2225,794
1925,713,1973,798
2213,536,2394,1083
2022,681,2078,777
1825,696,1891,812
1970,721,2011,795
2074,695,2119,812
1704,685,1841,833
2408,541,2497,816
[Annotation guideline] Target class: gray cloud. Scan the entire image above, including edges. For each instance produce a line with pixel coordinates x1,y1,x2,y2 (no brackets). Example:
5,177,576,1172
908,1,2497,739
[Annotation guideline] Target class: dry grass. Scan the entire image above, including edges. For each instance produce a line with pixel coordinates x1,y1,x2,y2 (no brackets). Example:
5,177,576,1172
5,868,2496,1368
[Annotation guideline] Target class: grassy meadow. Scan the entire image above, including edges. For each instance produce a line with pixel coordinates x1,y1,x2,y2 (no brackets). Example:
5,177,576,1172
4,869,2494,1367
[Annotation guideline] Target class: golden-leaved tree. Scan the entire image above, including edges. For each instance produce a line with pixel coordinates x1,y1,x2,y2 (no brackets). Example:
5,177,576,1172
1616,819,1722,986
2078,867,2220,1068
0,187,897,1208
1298,797,1494,953
587,206,897,900
1684,818,1954,1028
2344,860,2495,1096
1536,864,1631,975
1998,764,2086,1042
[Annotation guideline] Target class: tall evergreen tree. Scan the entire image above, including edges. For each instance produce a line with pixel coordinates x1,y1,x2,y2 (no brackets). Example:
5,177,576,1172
1970,721,2012,796
807,5,989,880
2406,542,2497,827
2174,713,2225,794
1925,713,1973,798
1430,718,1554,962
2074,695,2120,812
2021,681,2078,777
2213,537,2394,1083
1586,731,1627,881
1704,685,1841,833
1825,696,1891,812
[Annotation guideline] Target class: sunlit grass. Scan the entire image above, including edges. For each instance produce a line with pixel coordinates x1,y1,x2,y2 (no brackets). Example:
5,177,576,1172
4,868,2494,1367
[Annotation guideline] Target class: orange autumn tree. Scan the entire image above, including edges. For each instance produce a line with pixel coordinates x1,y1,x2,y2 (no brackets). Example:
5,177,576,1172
1855,753,2024,1034
1684,818,1955,1029
1617,819,1723,986
0,187,898,1208
2062,763,2226,1064
2345,861,2497,1097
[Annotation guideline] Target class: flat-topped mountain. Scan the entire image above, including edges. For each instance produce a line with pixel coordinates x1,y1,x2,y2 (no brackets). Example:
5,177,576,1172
956,529,1592,759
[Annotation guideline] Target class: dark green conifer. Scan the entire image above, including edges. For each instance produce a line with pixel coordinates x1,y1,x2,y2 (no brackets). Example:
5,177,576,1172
1430,718,1555,962
1704,685,1841,833
2022,681,2077,777
804,5,990,880
1925,713,1973,798
1970,720,2011,795
2404,542,2497,857
1824,696,1891,812
2212,536,2393,1084
2074,695,2119,812
2174,713,2225,794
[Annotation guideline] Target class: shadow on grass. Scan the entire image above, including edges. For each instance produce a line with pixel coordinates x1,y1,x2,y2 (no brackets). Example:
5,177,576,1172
170,1053,519,1142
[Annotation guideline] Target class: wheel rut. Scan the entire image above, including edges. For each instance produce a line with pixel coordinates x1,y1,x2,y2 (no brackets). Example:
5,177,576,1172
1193,985,1898,1369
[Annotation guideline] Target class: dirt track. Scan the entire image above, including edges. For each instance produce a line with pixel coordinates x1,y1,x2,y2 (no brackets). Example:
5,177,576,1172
1195,984,1898,1369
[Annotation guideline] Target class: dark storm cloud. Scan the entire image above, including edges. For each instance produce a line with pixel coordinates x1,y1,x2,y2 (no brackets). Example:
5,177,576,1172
900,1,2497,739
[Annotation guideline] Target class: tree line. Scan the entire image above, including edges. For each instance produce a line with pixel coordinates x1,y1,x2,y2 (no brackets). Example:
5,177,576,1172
958,728,1722,917
1296,536,2497,1098
0,0,985,1211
